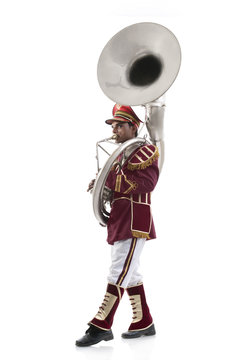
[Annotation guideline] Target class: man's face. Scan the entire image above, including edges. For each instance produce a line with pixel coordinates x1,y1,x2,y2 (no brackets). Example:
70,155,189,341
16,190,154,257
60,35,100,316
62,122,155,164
111,121,136,143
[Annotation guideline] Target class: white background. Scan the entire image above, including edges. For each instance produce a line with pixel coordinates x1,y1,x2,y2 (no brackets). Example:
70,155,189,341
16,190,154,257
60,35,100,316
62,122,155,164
1,1,240,359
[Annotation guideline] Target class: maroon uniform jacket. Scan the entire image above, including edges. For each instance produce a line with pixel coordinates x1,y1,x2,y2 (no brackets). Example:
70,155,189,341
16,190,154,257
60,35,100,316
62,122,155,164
105,144,159,245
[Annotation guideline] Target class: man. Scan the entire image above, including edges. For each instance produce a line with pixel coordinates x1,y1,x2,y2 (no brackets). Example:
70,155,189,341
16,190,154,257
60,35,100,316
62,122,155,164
76,104,159,347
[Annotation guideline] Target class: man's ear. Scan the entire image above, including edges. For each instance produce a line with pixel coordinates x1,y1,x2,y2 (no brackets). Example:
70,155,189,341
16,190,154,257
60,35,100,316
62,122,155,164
133,125,137,136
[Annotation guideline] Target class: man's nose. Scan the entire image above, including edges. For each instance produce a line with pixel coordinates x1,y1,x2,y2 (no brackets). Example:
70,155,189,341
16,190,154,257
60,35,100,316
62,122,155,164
113,127,117,133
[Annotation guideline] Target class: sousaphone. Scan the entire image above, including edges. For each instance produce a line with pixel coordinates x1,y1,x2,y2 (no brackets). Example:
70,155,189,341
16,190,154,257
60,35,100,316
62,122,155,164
92,22,181,226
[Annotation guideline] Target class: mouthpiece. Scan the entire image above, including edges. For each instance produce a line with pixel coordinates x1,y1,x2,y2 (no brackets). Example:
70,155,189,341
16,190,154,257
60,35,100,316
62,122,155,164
111,134,117,140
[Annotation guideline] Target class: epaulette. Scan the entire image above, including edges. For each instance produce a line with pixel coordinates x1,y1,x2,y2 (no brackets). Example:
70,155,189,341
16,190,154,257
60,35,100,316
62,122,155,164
127,144,159,171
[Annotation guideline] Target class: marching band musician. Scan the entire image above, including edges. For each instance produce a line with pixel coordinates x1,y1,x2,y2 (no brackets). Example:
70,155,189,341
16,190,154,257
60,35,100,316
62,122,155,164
76,104,160,347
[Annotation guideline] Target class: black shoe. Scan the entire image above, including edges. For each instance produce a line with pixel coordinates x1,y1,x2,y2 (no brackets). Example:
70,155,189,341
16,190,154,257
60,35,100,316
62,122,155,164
75,325,114,347
121,324,156,339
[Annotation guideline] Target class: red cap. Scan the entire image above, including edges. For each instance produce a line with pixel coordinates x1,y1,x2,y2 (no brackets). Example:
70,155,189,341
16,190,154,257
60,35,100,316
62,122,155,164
105,104,142,128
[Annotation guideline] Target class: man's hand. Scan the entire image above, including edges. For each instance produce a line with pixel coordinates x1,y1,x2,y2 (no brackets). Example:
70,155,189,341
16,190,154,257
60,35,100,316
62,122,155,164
87,171,101,193
87,179,95,192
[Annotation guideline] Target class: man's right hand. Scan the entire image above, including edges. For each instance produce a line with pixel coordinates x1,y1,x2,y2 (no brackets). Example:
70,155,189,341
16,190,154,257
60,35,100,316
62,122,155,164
87,179,95,192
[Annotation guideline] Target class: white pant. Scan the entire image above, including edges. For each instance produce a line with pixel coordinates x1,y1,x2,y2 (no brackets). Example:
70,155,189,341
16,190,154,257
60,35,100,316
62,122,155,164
107,238,146,288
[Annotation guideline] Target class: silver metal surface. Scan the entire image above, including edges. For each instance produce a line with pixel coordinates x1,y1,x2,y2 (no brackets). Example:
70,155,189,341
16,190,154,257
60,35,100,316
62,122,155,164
93,22,181,225
145,98,165,171
92,137,146,226
96,135,118,172
97,22,181,106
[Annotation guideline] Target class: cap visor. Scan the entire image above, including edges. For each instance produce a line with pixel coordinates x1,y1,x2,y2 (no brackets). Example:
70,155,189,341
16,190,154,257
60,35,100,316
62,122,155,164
105,118,130,125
